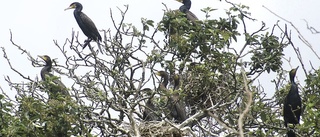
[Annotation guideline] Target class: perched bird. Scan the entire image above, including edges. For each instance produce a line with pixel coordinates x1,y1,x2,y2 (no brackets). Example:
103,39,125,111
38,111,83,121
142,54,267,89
65,2,103,54
173,74,181,90
156,71,187,123
176,0,198,22
156,71,169,90
170,74,180,90
283,67,301,137
142,88,161,121
168,93,187,123
39,55,69,97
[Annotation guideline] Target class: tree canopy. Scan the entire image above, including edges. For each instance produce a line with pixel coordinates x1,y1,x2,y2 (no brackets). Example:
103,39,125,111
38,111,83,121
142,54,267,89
1,1,319,137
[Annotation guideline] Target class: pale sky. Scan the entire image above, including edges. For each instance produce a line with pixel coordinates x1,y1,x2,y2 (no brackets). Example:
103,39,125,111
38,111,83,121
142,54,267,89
1,0,319,99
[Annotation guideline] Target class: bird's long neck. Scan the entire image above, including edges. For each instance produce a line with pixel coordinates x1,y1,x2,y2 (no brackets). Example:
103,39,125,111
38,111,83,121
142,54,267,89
161,75,169,88
179,0,191,13
46,59,52,68
73,8,82,17
290,74,297,88
183,0,191,10
41,60,52,80
157,73,169,92
289,76,299,95
75,5,83,13
73,5,83,19
290,75,295,84
173,77,180,90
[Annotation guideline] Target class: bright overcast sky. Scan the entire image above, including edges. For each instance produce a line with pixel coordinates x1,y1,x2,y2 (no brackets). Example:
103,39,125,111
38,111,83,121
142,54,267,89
0,0,319,98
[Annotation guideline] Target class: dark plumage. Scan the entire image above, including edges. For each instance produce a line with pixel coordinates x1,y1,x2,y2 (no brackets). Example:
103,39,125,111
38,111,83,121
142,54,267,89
142,88,161,121
168,93,187,123
173,74,180,90
169,73,181,90
65,2,103,54
156,71,187,123
283,67,301,137
39,55,69,96
156,71,169,90
177,0,198,22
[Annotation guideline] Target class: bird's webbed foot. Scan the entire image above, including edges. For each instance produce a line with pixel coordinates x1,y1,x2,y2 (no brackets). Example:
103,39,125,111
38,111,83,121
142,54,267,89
83,38,93,49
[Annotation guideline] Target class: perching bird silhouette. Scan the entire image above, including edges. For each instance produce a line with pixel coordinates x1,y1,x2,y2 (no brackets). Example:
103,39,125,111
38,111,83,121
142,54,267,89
65,2,104,54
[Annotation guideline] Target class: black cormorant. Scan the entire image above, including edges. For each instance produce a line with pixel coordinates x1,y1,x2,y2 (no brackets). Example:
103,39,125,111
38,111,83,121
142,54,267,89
283,67,301,137
142,88,161,121
65,2,103,54
169,73,180,90
156,71,169,91
39,55,69,96
156,71,187,123
172,74,180,90
177,0,198,22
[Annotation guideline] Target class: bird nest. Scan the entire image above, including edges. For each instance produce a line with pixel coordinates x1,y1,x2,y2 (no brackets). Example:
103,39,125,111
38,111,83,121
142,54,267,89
139,121,187,137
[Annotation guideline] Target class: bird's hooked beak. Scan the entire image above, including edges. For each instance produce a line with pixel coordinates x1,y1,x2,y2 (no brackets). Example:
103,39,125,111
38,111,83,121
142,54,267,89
156,72,161,76
38,55,45,60
38,55,50,62
64,5,75,11
291,66,299,75
294,66,299,72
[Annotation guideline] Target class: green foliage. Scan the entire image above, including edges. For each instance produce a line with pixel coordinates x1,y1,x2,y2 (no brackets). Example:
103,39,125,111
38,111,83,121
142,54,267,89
299,69,320,136
2,1,313,136
0,81,92,137
0,95,85,137
155,2,289,136
41,75,68,98
249,33,285,74
159,10,240,62
0,94,14,136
